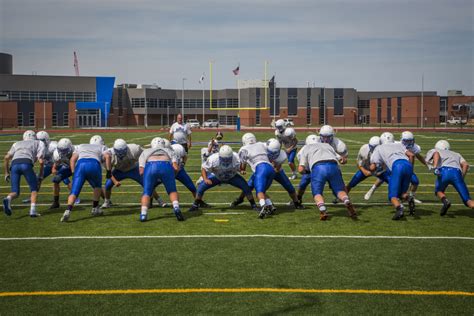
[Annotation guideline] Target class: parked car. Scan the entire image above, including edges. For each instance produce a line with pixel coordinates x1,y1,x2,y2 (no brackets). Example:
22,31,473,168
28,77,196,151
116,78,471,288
447,117,467,125
203,119,220,128
187,119,200,128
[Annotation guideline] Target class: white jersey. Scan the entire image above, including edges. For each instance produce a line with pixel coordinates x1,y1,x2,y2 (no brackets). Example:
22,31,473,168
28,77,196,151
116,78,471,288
298,143,340,170
316,137,348,157
238,142,272,172
357,144,372,170
426,149,466,171
42,143,56,166
170,122,191,144
110,144,142,172
53,149,72,167
74,144,108,163
8,140,45,164
271,149,288,168
370,143,409,171
397,141,421,155
275,130,298,149
202,152,240,182
139,147,177,168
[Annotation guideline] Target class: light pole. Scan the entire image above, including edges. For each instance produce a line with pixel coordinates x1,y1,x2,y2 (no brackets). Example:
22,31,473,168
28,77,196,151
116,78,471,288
182,78,187,117
43,100,46,129
144,95,148,128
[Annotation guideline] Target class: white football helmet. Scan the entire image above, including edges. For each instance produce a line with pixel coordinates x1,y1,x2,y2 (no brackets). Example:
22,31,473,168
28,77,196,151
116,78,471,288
163,139,171,149
319,125,334,143
23,130,36,141
380,132,395,144
435,140,450,151
36,131,50,145
113,139,128,158
305,134,319,145
368,136,381,151
242,133,257,146
266,138,281,161
57,138,73,156
283,127,296,138
275,119,286,132
48,140,58,153
151,137,165,149
90,135,104,145
219,145,234,166
171,143,185,158
401,131,415,149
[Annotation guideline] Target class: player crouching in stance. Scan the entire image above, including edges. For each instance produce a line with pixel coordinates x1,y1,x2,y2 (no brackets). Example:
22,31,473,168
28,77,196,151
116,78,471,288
239,133,276,219
3,130,45,217
188,145,257,212
50,138,77,209
60,135,112,222
298,141,357,221
345,136,388,193
369,132,415,220
427,140,474,215
274,119,298,179
138,137,184,222
295,134,319,205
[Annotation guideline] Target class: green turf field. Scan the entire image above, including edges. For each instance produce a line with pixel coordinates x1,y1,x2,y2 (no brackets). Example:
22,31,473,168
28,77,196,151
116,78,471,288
0,130,473,315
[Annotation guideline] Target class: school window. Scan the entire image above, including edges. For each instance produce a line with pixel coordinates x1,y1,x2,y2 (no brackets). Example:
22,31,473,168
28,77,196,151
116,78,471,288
17,112,23,126
387,98,392,123
52,112,58,126
63,112,69,126
397,97,402,123
28,112,35,126
377,98,382,123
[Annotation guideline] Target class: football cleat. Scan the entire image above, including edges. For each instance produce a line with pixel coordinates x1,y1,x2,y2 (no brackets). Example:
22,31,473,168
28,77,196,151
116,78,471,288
251,204,259,212
230,197,244,207
49,201,60,209
139,213,148,222
293,201,304,210
258,206,268,219
197,200,210,208
173,208,185,221
408,196,415,216
101,200,112,209
155,196,168,208
346,203,357,219
188,204,199,212
289,174,297,180
22,198,31,204
440,199,451,216
319,211,329,221
60,210,70,222
3,198,12,216
268,204,277,215
91,207,104,216
392,210,404,220
29,212,41,218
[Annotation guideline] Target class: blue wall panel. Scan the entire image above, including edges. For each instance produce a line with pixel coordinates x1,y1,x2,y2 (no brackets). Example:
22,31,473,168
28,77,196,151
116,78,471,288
76,76,115,126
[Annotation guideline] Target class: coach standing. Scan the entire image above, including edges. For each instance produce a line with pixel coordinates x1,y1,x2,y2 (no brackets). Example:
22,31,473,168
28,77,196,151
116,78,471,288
169,113,192,153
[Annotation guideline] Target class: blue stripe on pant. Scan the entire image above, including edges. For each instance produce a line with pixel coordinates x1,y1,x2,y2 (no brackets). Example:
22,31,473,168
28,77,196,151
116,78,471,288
197,173,251,198
70,158,102,197
310,161,345,197
253,163,275,195
105,166,143,190
143,161,177,196
435,167,472,205
10,162,38,195
387,159,413,200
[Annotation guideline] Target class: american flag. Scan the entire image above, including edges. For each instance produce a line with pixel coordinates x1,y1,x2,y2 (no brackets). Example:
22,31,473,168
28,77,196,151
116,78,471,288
232,65,240,76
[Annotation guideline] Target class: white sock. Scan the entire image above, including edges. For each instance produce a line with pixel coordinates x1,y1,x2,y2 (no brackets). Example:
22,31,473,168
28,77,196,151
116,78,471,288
141,206,148,215
105,198,110,203
30,203,36,213
259,199,266,207
341,196,350,205
6,196,12,201
172,200,179,210
265,199,272,206
370,185,377,191
317,202,327,212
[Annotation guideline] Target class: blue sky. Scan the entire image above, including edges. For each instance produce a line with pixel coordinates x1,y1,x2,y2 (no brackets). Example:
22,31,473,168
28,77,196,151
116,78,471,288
1,0,473,94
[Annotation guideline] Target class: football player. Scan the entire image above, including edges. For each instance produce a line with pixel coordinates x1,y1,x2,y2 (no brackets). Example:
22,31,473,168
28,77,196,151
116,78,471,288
369,132,415,220
426,140,474,215
138,137,184,222
50,138,79,209
188,145,257,212
298,141,357,221
3,130,45,217
60,135,112,222
274,119,298,179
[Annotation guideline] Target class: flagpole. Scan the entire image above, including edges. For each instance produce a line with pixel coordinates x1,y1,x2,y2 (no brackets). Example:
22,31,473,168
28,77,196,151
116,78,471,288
202,74,205,125
273,73,276,120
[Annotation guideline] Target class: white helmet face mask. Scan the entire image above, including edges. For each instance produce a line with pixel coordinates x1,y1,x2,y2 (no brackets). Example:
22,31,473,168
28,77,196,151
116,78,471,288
305,134,318,145
401,131,415,149
380,132,394,144
242,133,256,146
275,119,286,133
284,128,295,138
368,136,381,152
23,130,36,141
266,138,281,160
219,145,234,166
114,139,128,158
319,125,334,144
90,135,104,145
435,140,450,151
